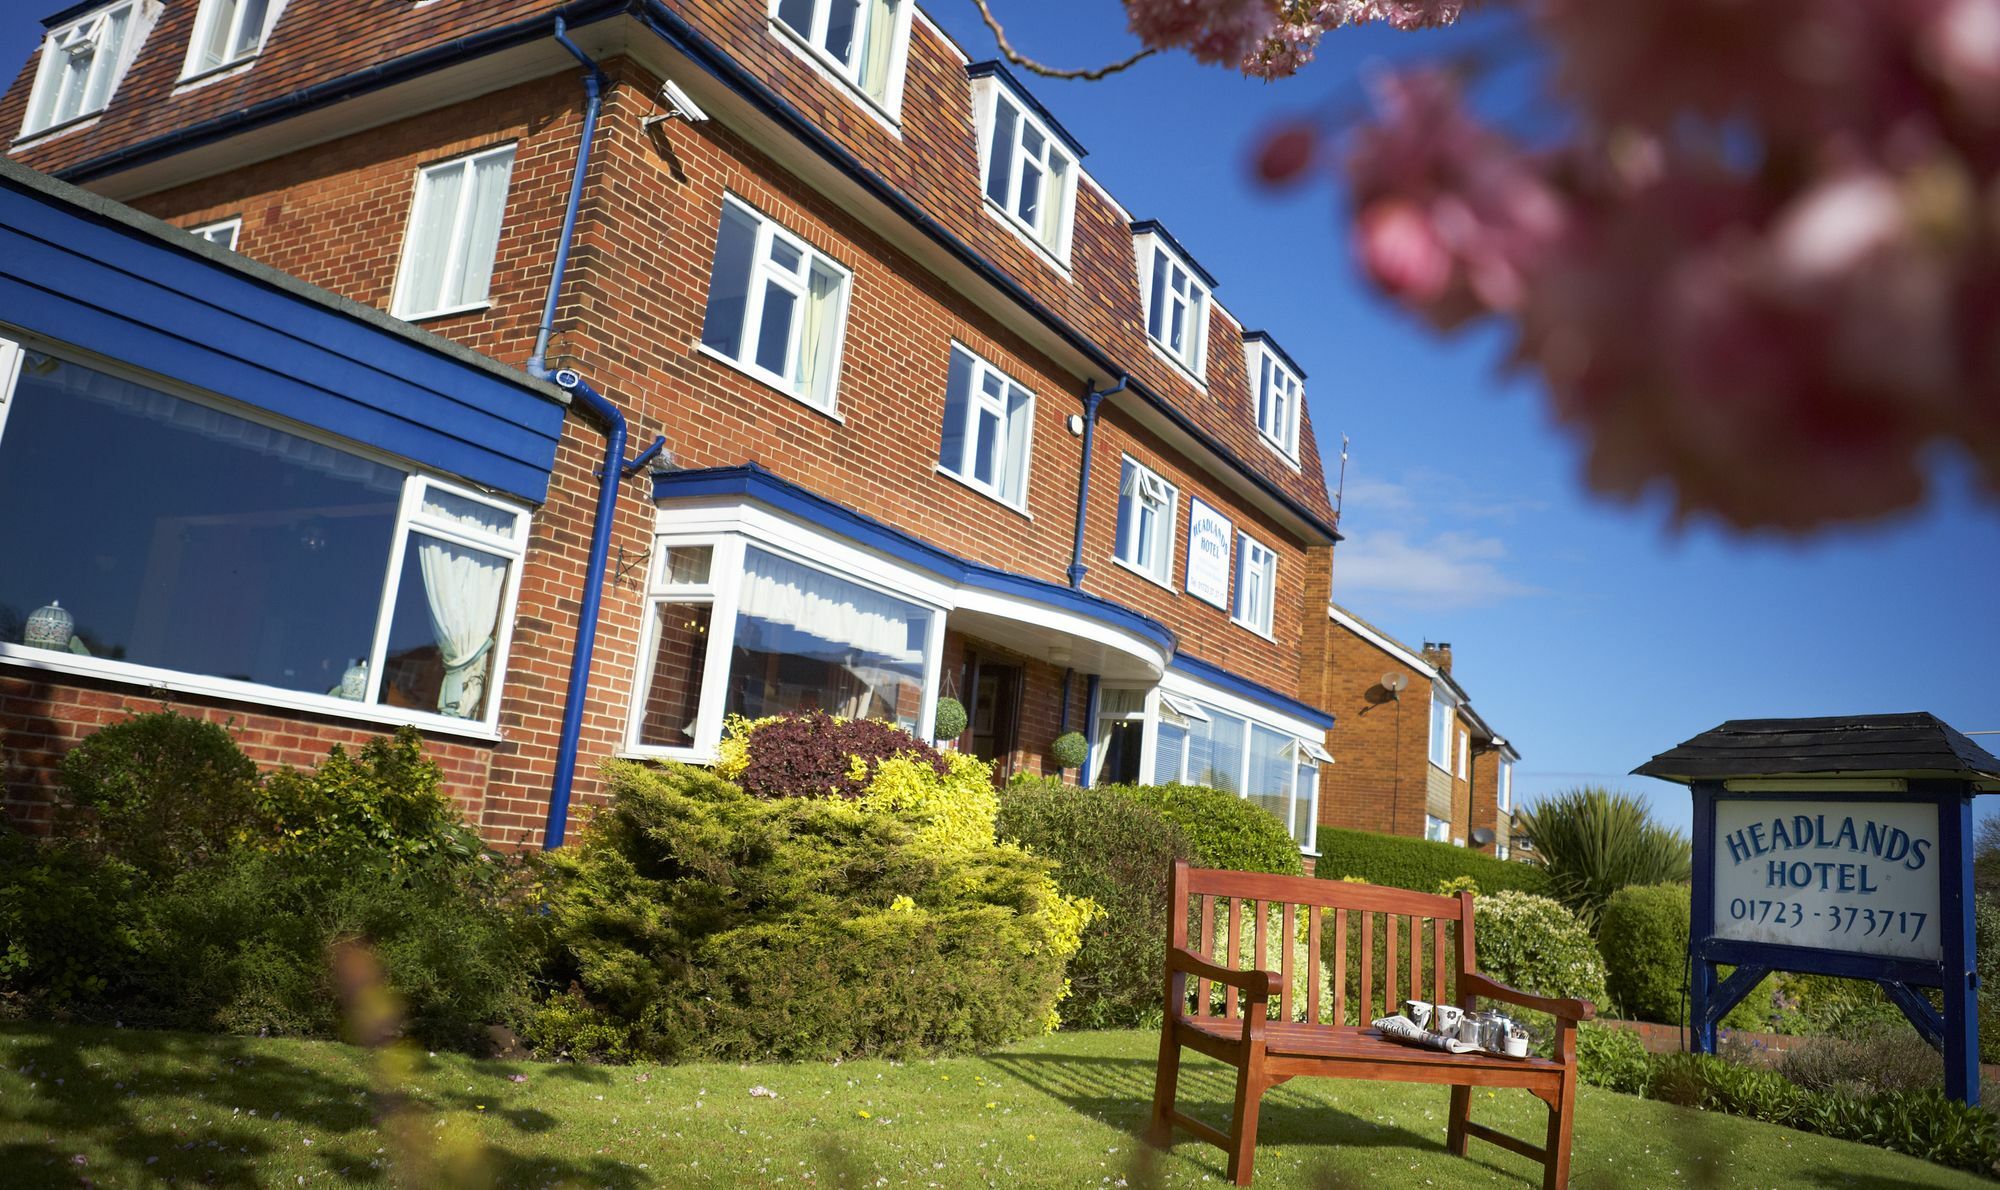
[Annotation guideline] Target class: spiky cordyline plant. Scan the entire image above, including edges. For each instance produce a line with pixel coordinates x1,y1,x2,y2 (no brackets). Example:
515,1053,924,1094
1515,786,1689,931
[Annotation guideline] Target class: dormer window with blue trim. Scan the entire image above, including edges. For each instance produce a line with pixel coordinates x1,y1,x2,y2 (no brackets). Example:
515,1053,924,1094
182,0,287,81
970,63,1082,263
19,0,155,139
1245,332,1304,462
771,0,913,118
1133,222,1215,381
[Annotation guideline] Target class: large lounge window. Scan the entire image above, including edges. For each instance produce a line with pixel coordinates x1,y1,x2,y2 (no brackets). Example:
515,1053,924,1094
770,0,909,113
630,535,939,755
20,1,151,138
977,77,1077,260
0,341,526,729
700,196,852,413
392,145,516,321
1114,456,1177,586
1151,689,1322,850
183,0,284,79
937,343,1033,508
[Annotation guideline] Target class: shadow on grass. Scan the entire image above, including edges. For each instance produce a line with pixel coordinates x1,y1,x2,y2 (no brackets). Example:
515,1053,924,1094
0,1023,644,1189
981,1042,1533,1186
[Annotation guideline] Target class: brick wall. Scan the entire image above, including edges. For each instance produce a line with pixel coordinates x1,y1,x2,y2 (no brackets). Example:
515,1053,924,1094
1312,619,1434,839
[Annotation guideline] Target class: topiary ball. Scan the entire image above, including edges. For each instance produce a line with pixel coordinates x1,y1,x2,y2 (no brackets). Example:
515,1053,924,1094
1050,731,1089,770
933,696,968,742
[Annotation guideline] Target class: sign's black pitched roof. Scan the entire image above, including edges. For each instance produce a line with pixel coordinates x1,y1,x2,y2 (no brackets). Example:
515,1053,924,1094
1634,712,2000,784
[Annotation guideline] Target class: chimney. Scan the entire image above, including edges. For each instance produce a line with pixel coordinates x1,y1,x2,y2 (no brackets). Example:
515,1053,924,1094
1421,641,1453,674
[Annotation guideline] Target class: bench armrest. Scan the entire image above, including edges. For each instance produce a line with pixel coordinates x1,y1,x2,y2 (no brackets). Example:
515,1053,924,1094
1166,946,1283,1001
1461,972,1597,1022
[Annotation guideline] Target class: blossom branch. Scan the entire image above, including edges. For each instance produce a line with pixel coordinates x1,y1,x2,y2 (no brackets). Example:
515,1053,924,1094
967,0,1159,81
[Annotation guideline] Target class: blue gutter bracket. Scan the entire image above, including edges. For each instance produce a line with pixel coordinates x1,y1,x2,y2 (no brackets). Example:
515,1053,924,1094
529,17,609,378
1068,376,1124,589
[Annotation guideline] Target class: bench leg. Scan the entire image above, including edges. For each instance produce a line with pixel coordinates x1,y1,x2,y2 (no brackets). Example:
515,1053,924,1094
1541,1070,1576,1190
1225,1054,1266,1186
1446,1084,1471,1157
1148,1023,1180,1149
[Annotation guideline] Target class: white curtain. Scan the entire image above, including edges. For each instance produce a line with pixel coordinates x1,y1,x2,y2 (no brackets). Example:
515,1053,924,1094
738,547,920,664
796,262,841,403
449,150,513,307
405,162,464,311
860,0,898,99
415,533,507,718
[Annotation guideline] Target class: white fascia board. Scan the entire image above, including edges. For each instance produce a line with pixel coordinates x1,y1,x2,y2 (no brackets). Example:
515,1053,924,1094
1158,667,1325,742
1328,602,1435,678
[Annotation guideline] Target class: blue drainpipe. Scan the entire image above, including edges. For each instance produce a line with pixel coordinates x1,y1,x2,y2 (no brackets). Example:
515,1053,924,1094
531,23,666,847
1067,376,1128,589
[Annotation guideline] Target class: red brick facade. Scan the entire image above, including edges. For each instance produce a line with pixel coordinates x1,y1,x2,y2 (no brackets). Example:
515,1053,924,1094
0,3,1339,846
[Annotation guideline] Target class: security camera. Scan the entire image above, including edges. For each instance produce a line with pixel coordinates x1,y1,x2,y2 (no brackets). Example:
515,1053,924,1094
643,79,709,130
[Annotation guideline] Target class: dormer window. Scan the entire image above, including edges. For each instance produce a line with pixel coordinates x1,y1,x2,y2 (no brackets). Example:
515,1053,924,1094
771,0,912,116
183,0,286,80
971,64,1081,263
20,1,152,138
1133,223,1213,380
1246,333,1304,460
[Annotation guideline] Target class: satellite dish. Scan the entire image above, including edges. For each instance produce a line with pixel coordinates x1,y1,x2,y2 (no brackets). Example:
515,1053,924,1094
1380,672,1408,694
1471,827,1496,847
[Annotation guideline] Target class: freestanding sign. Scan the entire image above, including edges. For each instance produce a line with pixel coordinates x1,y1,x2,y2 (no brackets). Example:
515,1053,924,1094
1636,713,2000,1105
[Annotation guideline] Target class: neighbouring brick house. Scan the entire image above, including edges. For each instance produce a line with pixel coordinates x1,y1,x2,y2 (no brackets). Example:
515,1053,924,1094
0,0,1340,853
1312,602,1518,856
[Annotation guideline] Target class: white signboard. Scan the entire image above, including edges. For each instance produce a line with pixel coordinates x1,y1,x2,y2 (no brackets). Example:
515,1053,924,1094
1713,800,1942,962
1185,499,1232,608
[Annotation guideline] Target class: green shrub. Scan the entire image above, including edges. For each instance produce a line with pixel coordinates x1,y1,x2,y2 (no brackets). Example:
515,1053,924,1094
1575,1023,1652,1092
1109,783,1303,876
997,780,1194,1029
255,727,484,871
933,697,968,741
1050,731,1089,770
1514,787,1689,928
1312,827,1549,897
1598,882,1770,1029
529,761,1085,1062
1468,891,1605,1053
1778,1024,1946,1098
1980,897,2000,1062
1648,1053,2000,1175
0,830,139,1012
719,712,949,801
56,710,259,881
1770,970,1907,1037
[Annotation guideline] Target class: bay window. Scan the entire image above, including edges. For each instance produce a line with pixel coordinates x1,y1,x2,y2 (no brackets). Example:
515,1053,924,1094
1150,689,1323,850
0,341,525,729
771,0,909,112
937,343,1034,507
183,0,284,79
700,195,852,413
392,145,516,321
1233,532,1276,636
1114,456,1177,586
977,76,1078,260
21,1,151,138
629,534,941,755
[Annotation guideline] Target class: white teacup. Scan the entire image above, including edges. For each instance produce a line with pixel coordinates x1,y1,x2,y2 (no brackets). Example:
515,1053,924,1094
1433,1004,1465,1034
1504,1034,1530,1058
1402,999,1433,1028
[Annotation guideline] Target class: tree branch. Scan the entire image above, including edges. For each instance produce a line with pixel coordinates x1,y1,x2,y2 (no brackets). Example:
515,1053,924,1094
968,0,1157,81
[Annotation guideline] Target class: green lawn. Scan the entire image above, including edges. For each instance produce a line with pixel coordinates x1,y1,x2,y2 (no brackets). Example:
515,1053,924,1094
0,1022,1982,1188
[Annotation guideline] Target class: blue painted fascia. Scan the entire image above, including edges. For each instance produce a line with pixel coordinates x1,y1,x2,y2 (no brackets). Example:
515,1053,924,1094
654,463,1176,657
1168,652,1336,730
964,62,1088,160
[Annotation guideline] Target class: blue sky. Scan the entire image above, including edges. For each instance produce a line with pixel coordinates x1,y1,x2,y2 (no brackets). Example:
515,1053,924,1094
5,5,1997,835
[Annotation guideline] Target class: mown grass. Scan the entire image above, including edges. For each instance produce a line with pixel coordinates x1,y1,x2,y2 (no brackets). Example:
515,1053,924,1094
0,1022,1984,1187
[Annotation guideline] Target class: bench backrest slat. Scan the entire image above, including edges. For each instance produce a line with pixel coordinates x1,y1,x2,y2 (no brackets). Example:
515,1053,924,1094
1384,913,1398,1018
1359,911,1374,1021
1226,898,1243,1018
1331,908,1347,1024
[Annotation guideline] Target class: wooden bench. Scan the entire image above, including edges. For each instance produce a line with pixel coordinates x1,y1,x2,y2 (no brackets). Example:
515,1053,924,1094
1146,862,1595,1187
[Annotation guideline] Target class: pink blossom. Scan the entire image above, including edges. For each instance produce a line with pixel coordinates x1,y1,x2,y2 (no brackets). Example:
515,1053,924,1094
1125,0,1280,69
1355,201,1453,303
1253,120,1320,184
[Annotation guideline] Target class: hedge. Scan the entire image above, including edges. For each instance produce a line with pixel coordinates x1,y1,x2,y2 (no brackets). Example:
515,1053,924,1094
1107,782,1304,876
1312,827,1550,896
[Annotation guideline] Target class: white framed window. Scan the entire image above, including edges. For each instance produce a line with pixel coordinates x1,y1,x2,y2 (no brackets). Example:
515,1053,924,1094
628,532,940,757
1428,687,1456,770
937,343,1034,508
189,217,240,250
769,0,912,116
1425,815,1451,843
1135,226,1211,379
1497,843,1511,860
1091,686,1146,786
182,0,284,80
699,194,853,414
1499,756,1514,813
1457,727,1470,778
1150,689,1321,851
19,1,154,138
1247,335,1303,460
974,72,1078,261
0,338,528,734
391,144,516,321
1232,532,1276,636
1113,456,1178,587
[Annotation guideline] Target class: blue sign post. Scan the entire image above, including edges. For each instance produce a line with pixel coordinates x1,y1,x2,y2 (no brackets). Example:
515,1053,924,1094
1637,714,2000,1105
